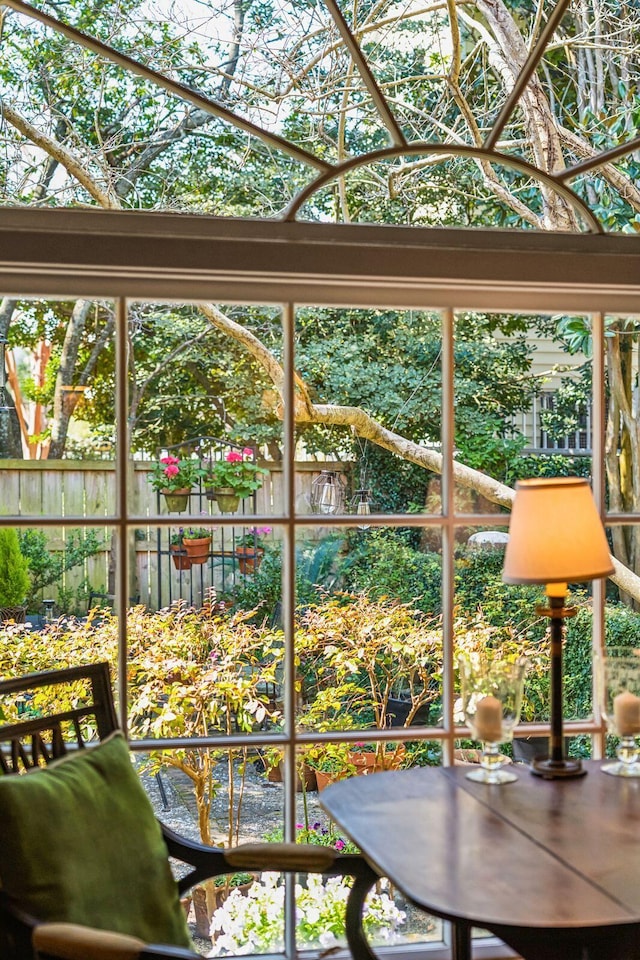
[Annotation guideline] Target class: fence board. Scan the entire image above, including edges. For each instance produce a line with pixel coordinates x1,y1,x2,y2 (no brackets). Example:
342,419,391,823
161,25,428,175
0,472,19,515
0,461,347,611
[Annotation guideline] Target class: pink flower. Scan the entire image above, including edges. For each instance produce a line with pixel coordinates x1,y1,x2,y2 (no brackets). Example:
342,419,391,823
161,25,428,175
160,455,179,465
335,839,346,851
164,464,179,478
242,447,254,457
225,451,243,462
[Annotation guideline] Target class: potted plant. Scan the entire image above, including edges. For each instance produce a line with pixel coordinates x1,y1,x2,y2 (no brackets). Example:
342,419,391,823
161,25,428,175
306,745,355,792
169,531,191,571
0,528,30,623
147,454,203,512
235,526,272,574
204,448,268,514
182,525,213,564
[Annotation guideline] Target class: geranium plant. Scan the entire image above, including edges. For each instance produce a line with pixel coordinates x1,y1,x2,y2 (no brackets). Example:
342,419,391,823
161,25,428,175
205,449,268,499
148,454,203,493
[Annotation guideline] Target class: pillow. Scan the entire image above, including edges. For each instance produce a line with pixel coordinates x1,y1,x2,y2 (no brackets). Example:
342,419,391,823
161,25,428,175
0,732,191,949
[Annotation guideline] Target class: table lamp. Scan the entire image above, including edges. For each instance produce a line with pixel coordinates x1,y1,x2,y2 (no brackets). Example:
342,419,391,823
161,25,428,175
502,477,613,779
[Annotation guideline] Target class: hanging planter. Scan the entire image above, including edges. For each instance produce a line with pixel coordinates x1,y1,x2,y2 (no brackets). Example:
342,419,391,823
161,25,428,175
169,543,192,571
161,488,191,513
235,545,264,574
212,487,241,513
182,528,212,565
148,455,203,513
203,448,268,513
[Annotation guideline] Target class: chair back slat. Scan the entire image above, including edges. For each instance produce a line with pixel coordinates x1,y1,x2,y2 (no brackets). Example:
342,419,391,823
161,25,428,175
0,664,118,777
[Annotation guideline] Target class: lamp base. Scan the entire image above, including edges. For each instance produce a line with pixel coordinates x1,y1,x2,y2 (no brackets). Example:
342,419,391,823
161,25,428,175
530,757,587,779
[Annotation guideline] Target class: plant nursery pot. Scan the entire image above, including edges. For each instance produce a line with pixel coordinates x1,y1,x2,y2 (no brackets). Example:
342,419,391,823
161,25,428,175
0,604,26,624
213,487,241,513
183,537,211,564
161,488,191,513
235,546,264,574
386,697,431,727
170,544,192,570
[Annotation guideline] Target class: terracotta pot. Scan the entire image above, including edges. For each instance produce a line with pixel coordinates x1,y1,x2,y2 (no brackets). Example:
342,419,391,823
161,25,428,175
183,536,211,564
267,760,317,792
161,488,191,513
349,744,405,773
235,545,264,574
170,544,192,570
315,768,345,792
213,487,241,513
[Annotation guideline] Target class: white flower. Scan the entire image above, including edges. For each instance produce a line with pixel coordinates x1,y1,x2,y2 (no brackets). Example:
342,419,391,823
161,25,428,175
208,873,406,956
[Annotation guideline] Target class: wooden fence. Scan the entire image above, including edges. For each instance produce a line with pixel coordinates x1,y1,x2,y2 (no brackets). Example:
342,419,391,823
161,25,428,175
0,461,349,612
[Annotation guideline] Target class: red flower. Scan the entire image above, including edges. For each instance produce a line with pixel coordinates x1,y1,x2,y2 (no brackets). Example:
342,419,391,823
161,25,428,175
160,455,180,465
242,447,254,457
164,464,179,478
225,451,243,462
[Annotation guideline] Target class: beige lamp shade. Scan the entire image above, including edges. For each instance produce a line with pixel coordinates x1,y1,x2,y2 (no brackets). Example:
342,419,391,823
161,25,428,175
503,477,614,585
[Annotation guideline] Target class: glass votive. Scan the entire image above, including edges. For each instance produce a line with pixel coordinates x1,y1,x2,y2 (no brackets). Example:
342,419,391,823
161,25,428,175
596,647,640,777
458,655,528,784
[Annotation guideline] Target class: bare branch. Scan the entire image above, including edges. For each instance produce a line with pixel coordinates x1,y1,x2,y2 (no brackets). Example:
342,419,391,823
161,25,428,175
2,103,121,208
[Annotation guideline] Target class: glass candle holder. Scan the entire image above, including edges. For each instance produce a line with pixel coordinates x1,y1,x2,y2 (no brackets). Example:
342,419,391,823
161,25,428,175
596,647,640,777
458,655,528,784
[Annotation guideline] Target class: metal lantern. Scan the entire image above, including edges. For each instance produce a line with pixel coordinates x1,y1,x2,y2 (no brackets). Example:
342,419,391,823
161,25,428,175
350,487,374,530
310,470,346,515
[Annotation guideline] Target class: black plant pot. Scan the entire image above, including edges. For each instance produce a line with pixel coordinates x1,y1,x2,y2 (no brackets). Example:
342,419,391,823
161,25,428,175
512,736,569,763
386,697,431,727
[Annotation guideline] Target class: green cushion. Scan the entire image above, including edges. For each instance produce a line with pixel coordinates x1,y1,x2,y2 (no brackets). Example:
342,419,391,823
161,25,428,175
0,732,192,949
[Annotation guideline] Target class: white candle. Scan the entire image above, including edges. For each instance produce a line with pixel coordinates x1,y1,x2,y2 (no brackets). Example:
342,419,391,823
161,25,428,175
474,695,503,742
613,690,640,737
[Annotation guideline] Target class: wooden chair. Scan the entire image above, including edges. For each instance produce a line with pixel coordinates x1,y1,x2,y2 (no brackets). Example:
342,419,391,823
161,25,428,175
0,663,379,960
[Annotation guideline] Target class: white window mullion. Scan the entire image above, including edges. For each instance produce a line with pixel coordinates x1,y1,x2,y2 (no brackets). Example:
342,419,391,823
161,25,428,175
282,302,298,960
441,308,456,766
115,296,129,736
591,310,607,760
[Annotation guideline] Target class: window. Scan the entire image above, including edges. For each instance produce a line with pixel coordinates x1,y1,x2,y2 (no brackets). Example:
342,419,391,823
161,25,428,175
3,0,640,954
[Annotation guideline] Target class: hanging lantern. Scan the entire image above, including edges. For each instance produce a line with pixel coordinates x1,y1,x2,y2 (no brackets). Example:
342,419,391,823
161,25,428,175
310,470,346,515
350,488,374,530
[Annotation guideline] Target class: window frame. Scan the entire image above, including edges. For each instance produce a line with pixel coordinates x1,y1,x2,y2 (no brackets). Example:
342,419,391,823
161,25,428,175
1,207,637,958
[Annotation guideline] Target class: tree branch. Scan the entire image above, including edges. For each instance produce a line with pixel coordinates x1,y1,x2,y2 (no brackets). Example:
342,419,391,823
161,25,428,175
2,103,120,209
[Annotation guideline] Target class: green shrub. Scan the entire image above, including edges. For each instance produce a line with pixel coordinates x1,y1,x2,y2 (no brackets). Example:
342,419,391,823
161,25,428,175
0,529,30,607
233,537,346,622
341,531,442,614
18,528,104,612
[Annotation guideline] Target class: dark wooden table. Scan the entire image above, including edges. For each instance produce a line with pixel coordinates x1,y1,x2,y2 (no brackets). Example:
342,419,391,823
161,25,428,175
320,760,640,960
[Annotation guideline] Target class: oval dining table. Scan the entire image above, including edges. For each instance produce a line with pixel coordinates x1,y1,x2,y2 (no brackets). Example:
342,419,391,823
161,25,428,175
320,760,640,960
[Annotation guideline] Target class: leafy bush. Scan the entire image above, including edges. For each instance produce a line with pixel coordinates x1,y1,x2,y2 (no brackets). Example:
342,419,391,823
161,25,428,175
233,537,345,623
18,528,104,612
341,531,442,614
0,529,30,607
454,548,545,636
